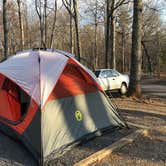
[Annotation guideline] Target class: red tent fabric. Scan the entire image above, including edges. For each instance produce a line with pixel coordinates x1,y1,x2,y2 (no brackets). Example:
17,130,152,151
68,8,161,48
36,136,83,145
0,50,126,166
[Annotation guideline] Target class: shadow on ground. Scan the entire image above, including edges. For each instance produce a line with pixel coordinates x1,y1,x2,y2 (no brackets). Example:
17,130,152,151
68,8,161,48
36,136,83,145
120,109,166,127
114,129,166,162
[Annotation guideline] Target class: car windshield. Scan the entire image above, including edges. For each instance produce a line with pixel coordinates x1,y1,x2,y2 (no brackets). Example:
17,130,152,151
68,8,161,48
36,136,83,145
94,71,100,77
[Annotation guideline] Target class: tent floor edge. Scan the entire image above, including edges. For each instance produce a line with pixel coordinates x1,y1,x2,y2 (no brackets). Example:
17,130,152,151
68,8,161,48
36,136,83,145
0,122,39,165
44,125,126,164
22,108,42,165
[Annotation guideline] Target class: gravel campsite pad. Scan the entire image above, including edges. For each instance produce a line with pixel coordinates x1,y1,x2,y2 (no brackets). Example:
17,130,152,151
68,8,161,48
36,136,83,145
0,77,165,166
46,127,133,166
0,96,165,166
95,127,166,166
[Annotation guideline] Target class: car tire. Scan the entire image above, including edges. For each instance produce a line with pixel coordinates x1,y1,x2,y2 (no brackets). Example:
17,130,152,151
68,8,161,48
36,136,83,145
120,83,127,95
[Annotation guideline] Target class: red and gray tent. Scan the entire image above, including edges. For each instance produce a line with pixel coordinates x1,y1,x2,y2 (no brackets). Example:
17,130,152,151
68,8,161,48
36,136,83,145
0,50,126,165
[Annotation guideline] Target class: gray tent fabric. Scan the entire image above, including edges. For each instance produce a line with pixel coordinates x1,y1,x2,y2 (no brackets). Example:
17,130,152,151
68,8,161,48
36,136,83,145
0,50,126,166
42,91,125,161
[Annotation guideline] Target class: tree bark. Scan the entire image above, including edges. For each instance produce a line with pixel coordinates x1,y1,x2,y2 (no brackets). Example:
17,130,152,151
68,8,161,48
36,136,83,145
106,0,116,69
129,0,143,98
94,0,98,68
35,0,44,48
50,0,57,48
3,0,8,58
121,27,126,72
109,12,116,69
141,40,152,76
69,0,74,54
157,32,160,78
17,0,24,50
105,0,110,68
24,1,30,49
73,0,81,61
62,0,81,60
44,0,47,47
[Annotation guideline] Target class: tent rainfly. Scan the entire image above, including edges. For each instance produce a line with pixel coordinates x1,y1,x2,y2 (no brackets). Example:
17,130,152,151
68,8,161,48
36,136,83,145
0,50,126,165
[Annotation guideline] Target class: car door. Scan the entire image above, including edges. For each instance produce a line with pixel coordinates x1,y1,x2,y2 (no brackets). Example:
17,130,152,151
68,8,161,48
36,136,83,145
98,70,111,90
111,70,121,89
99,70,114,90
106,70,118,90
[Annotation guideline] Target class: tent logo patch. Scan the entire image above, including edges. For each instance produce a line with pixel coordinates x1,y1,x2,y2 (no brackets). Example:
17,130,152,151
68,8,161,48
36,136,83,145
75,110,83,121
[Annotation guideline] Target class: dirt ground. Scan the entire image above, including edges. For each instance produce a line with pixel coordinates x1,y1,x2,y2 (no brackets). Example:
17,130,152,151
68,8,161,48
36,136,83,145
95,76,166,166
95,127,166,166
0,77,165,166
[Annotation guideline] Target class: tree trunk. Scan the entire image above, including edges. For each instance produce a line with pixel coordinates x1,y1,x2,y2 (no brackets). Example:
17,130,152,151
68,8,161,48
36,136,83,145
24,1,30,49
122,28,125,72
17,0,24,50
50,0,57,48
40,14,44,47
110,14,116,69
69,0,74,54
3,0,8,58
141,40,152,76
10,27,16,54
73,0,81,61
157,32,160,78
109,0,116,69
105,0,110,68
94,0,98,68
44,0,47,48
129,0,143,98
35,0,44,48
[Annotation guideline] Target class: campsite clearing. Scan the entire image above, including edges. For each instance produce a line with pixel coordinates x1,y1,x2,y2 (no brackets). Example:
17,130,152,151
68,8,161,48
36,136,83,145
0,76,165,166
47,77,166,166
93,126,166,166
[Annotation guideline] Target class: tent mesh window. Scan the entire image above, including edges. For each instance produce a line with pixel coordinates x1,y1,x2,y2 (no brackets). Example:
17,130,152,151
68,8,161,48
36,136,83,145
0,74,30,123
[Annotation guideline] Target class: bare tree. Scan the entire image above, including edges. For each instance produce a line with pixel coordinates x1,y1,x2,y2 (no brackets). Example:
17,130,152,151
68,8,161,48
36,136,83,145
121,27,125,72
84,0,104,68
141,40,152,76
44,0,47,47
94,0,98,68
35,0,45,48
109,0,116,69
105,0,110,68
73,0,81,61
129,0,143,97
49,0,57,48
105,0,130,69
17,0,25,50
69,0,74,54
3,0,8,58
118,7,131,72
62,0,81,61
141,2,161,76
156,32,161,78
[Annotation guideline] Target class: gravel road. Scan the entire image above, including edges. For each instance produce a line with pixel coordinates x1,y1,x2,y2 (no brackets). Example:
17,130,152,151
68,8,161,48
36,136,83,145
142,77,166,99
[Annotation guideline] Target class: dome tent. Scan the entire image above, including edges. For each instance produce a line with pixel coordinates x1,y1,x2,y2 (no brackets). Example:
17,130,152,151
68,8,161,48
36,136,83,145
0,49,126,165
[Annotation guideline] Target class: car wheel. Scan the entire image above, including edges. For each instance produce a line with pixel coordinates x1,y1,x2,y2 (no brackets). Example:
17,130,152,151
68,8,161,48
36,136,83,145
120,83,127,95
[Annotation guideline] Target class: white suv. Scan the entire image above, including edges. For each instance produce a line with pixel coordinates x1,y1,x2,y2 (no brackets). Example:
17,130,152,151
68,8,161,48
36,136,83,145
94,69,129,95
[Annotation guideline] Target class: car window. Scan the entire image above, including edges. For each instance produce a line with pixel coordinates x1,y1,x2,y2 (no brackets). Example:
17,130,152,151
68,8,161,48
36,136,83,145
112,70,119,76
100,70,119,78
101,70,113,78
